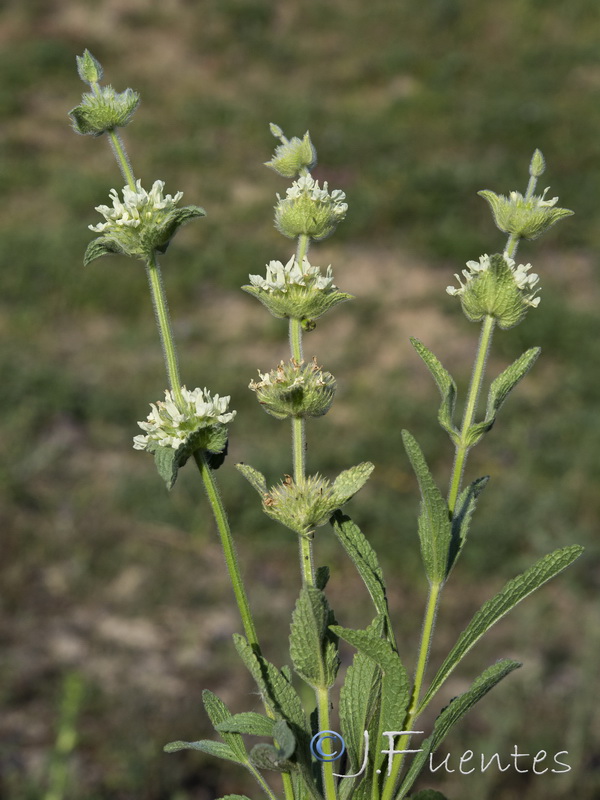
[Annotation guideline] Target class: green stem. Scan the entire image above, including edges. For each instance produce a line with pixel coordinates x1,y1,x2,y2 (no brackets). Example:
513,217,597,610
247,761,281,800
145,252,184,407
195,452,259,649
107,128,136,191
447,314,496,515
317,687,338,800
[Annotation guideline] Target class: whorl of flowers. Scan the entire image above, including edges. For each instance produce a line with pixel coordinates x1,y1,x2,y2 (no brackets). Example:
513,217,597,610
274,174,348,241
249,255,335,293
446,253,540,309
89,180,183,234
133,387,236,451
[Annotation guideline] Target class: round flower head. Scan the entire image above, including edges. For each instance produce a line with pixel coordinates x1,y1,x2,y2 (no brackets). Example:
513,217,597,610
69,85,140,137
85,180,205,264
447,253,540,329
242,255,352,323
274,174,347,241
249,359,336,420
133,386,235,451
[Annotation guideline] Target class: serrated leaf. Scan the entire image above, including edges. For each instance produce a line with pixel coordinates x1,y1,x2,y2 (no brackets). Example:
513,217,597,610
402,431,452,586
419,544,584,713
398,659,520,799
202,690,248,764
331,462,375,504
331,513,393,642
447,476,489,577
236,463,267,495
290,586,339,689
411,338,459,443
339,640,381,775
467,347,540,446
163,739,243,764
83,236,126,265
331,625,410,777
152,444,181,490
216,712,275,737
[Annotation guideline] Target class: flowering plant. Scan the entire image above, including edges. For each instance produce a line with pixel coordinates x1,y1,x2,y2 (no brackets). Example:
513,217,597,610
69,51,581,800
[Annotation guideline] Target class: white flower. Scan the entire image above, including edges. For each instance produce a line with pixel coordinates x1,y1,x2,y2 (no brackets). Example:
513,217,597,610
446,253,541,308
133,387,236,451
248,256,336,293
89,180,184,233
282,175,348,218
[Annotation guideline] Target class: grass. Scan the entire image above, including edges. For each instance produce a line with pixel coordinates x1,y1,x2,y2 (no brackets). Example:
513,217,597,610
1,1,599,797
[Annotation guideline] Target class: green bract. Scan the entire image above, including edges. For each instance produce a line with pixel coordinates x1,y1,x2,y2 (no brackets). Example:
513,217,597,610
265,124,316,178
242,255,352,322
447,253,540,329
478,186,573,240
84,180,206,263
249,359,336,420
76,49,103,85
69,85,140,136
274,175,347,241
236,462,374,536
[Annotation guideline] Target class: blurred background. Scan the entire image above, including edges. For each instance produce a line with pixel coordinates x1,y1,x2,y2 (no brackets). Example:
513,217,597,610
1,0,599,798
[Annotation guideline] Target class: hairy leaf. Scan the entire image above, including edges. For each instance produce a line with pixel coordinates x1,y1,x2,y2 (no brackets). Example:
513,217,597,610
447,476,489,576
163,739,243,763
202,690,248,765
290,586,339,689
398,659,521,798
419,544,583,712
216,712,275,737
410,338,459,443
402,431,452,585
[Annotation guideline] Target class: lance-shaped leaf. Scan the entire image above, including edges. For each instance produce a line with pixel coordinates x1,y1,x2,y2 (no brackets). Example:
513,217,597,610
216,712,276,737
411,338,459,443
331,462,375,505
339,617,384,778
236,462,267,495
402,430,452,586
163,739,242,762
290,586,339,689
419,544,584,713
397,659,521,799
331,625,410,777
202,690,249,765
84,236,127,265
331,512,393,643
467,347,540,446
447,476,489,577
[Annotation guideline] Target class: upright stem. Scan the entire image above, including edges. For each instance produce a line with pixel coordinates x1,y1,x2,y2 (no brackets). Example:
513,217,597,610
145,252,184,407
108,129,136,191
317,687,339,800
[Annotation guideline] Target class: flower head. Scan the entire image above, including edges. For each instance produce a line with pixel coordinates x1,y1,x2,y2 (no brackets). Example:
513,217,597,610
249,358,336,420
274,175,347,241
447,253,541,329
69,85,140,136
133,386,235,451
478,185,573,241
242,256,352,323
265,123,317,178
85,180,205,263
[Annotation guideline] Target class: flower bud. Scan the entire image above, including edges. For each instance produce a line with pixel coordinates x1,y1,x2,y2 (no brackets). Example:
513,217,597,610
84,179,205,263
265,124,317,178
447,253,540,329
242,255,352,323
76,50,104,85
249,359,336,420
69,85,141,137
236,462,374,537
274,175,347,241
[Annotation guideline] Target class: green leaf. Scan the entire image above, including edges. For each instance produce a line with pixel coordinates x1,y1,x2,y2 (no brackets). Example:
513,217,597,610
163,739,242,763
339,621,382,776
216,712,275,737
410,338,459,443
202,690,248,765
83,236,126,265
447,476,489,576
402,431,452,585
398,659,521,798
152,445,180,490
331,625,410,776
331,513,393,640
419,544,584,713
156,205,207,254
467,347,540,445
331,462,375,504
249,742,294,773
290,586,339,689
315,565,330,590
273,719,296,760
236,463,267,495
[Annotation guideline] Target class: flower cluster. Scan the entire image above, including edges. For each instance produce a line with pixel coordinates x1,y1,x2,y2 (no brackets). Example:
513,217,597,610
69,85,140,137
265,124,316,178
249,359,336,419
133,387,236,451
85,180,205,263
274,175,348,241
478,186,573,241
243,256,352,322
447,253,540,329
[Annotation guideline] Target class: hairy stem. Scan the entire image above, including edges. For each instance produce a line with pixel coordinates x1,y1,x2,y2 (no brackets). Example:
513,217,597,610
108,129,136,191
317,687,339,800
